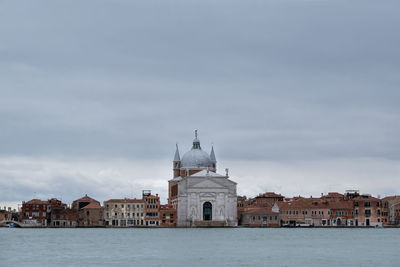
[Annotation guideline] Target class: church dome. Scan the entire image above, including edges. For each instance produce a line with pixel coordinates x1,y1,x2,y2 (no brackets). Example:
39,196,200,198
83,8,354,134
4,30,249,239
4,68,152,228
180,130,213,169
181,148,212,168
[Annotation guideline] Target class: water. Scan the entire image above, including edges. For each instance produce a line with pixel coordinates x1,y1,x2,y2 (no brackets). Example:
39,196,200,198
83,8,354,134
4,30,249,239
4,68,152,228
0,228,399,266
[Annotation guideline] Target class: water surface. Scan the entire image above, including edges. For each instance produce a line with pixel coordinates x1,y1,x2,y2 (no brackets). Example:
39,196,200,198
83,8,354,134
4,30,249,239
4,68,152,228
0,228,398,266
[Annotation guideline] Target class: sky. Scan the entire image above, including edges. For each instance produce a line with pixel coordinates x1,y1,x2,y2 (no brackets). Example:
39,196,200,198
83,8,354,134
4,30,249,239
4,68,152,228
1,0,399,208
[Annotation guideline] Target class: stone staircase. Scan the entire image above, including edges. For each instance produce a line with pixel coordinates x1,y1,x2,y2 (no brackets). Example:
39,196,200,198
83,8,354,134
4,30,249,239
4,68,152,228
192,220,227,227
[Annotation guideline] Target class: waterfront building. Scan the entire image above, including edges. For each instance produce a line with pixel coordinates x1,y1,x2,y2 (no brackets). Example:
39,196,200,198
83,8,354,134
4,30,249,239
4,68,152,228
50,208,77,227
381,196,400,225
278,198,331,226
160,204,177,227
143,190,160,226
72,195,104,227
103,198,145,227
168,131,237,227
253,192,284,206
239,204,280,227
0,208,12,221
328,201,355,226
351,195,382,227
20,199,50,226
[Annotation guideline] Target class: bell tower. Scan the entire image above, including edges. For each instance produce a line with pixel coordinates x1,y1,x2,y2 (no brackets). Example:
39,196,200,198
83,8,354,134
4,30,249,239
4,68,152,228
173,144,181,178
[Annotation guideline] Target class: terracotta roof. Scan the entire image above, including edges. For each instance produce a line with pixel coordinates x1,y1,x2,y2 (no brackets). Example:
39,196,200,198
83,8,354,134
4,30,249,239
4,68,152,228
25,199,48,205
104,198,145,203
278,199,329,209
256,192,284,198
322,192,344,199
381,196,400,201
82,202,103,209
328,201,354,209
352,195,380,201
242,206,278,215
73,195,99,203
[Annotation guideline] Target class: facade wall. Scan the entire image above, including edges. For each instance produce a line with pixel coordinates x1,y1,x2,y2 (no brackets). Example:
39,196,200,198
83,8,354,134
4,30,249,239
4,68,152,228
104,200,145,227
177,176,237,227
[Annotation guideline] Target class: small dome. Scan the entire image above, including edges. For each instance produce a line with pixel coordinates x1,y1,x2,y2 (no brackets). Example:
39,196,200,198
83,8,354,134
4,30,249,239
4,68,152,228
181,149,213,168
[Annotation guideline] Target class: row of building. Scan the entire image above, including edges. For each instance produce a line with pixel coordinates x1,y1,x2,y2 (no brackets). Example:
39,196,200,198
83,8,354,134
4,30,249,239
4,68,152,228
238,190,400,227
15,189,400,228
18,190,176,227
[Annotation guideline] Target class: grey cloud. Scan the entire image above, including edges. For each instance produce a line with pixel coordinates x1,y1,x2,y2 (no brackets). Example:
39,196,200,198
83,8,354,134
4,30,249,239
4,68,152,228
0,0,399,163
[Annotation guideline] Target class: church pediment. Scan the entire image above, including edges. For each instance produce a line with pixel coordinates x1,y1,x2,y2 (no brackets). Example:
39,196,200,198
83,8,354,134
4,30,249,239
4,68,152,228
191,179,226,189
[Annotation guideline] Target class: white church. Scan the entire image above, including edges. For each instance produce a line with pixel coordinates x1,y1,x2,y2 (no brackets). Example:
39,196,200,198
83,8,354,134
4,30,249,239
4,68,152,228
168,131,237,227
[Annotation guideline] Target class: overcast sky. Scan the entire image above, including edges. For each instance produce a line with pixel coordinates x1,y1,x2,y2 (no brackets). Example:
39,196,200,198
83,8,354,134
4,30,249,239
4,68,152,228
1,0,399,207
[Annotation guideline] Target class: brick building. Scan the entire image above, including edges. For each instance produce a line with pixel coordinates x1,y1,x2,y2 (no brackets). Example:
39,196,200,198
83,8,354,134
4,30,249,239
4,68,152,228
381,196,400,225
240,204,280,227
352,195,382,227
143,190,160,226
72,195,104,227
160,204,177,227
20,199,50,226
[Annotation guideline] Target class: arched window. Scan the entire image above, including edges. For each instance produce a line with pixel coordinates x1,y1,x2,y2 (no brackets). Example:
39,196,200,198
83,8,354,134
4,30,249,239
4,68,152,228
203,202,212,221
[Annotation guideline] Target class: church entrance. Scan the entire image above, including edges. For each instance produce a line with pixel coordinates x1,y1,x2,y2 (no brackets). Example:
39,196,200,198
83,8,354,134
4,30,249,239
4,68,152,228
203,202,212,221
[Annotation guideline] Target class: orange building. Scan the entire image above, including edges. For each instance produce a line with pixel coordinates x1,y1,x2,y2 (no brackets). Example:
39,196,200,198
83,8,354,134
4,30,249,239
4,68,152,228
160,204,177,227
143,190,160,226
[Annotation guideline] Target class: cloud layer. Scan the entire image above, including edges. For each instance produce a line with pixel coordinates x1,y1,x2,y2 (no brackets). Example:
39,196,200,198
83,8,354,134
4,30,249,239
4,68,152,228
0,0,399,205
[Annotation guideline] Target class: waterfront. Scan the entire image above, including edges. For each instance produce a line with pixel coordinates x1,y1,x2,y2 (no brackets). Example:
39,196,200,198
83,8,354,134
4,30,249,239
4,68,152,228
0,228,398,266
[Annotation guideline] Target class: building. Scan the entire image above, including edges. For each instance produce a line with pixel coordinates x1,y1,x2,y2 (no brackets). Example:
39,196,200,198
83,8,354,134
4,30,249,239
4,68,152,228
143,190,160,226
328,201,355,226
381,196,400,225
253,192,284,206
103,198,145,227
20,199,50,226
278,198,331,226
160,204,177,227
0,207,12,222
72,195,104,227
239,204,280,227
50,208,78,227
352,195,382,227
168,131,237,227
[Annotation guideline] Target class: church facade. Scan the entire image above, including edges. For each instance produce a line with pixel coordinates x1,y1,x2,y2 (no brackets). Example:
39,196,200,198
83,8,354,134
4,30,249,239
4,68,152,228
168,131,237,227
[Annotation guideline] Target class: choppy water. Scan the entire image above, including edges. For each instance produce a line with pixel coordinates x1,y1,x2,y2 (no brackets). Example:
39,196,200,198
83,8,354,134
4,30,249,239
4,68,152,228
0,228,398,266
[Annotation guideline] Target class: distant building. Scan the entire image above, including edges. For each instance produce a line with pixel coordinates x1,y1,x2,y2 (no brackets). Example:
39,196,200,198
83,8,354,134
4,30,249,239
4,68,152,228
72,195,104,227
160,204,177,227
20,199,50,226
352,195,382,227
240,204,280,227
143,191,160,226
103,198,145,227
169,131,237,227
381,196,400,225
253,192,284,206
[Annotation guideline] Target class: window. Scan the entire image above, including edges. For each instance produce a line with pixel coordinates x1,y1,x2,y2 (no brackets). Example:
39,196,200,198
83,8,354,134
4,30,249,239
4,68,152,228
106,204,109,208
114,212,117,216
365,209,371,216
121,204,124,208
115,204,117,208
364,202,371,207
354,202,358,207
